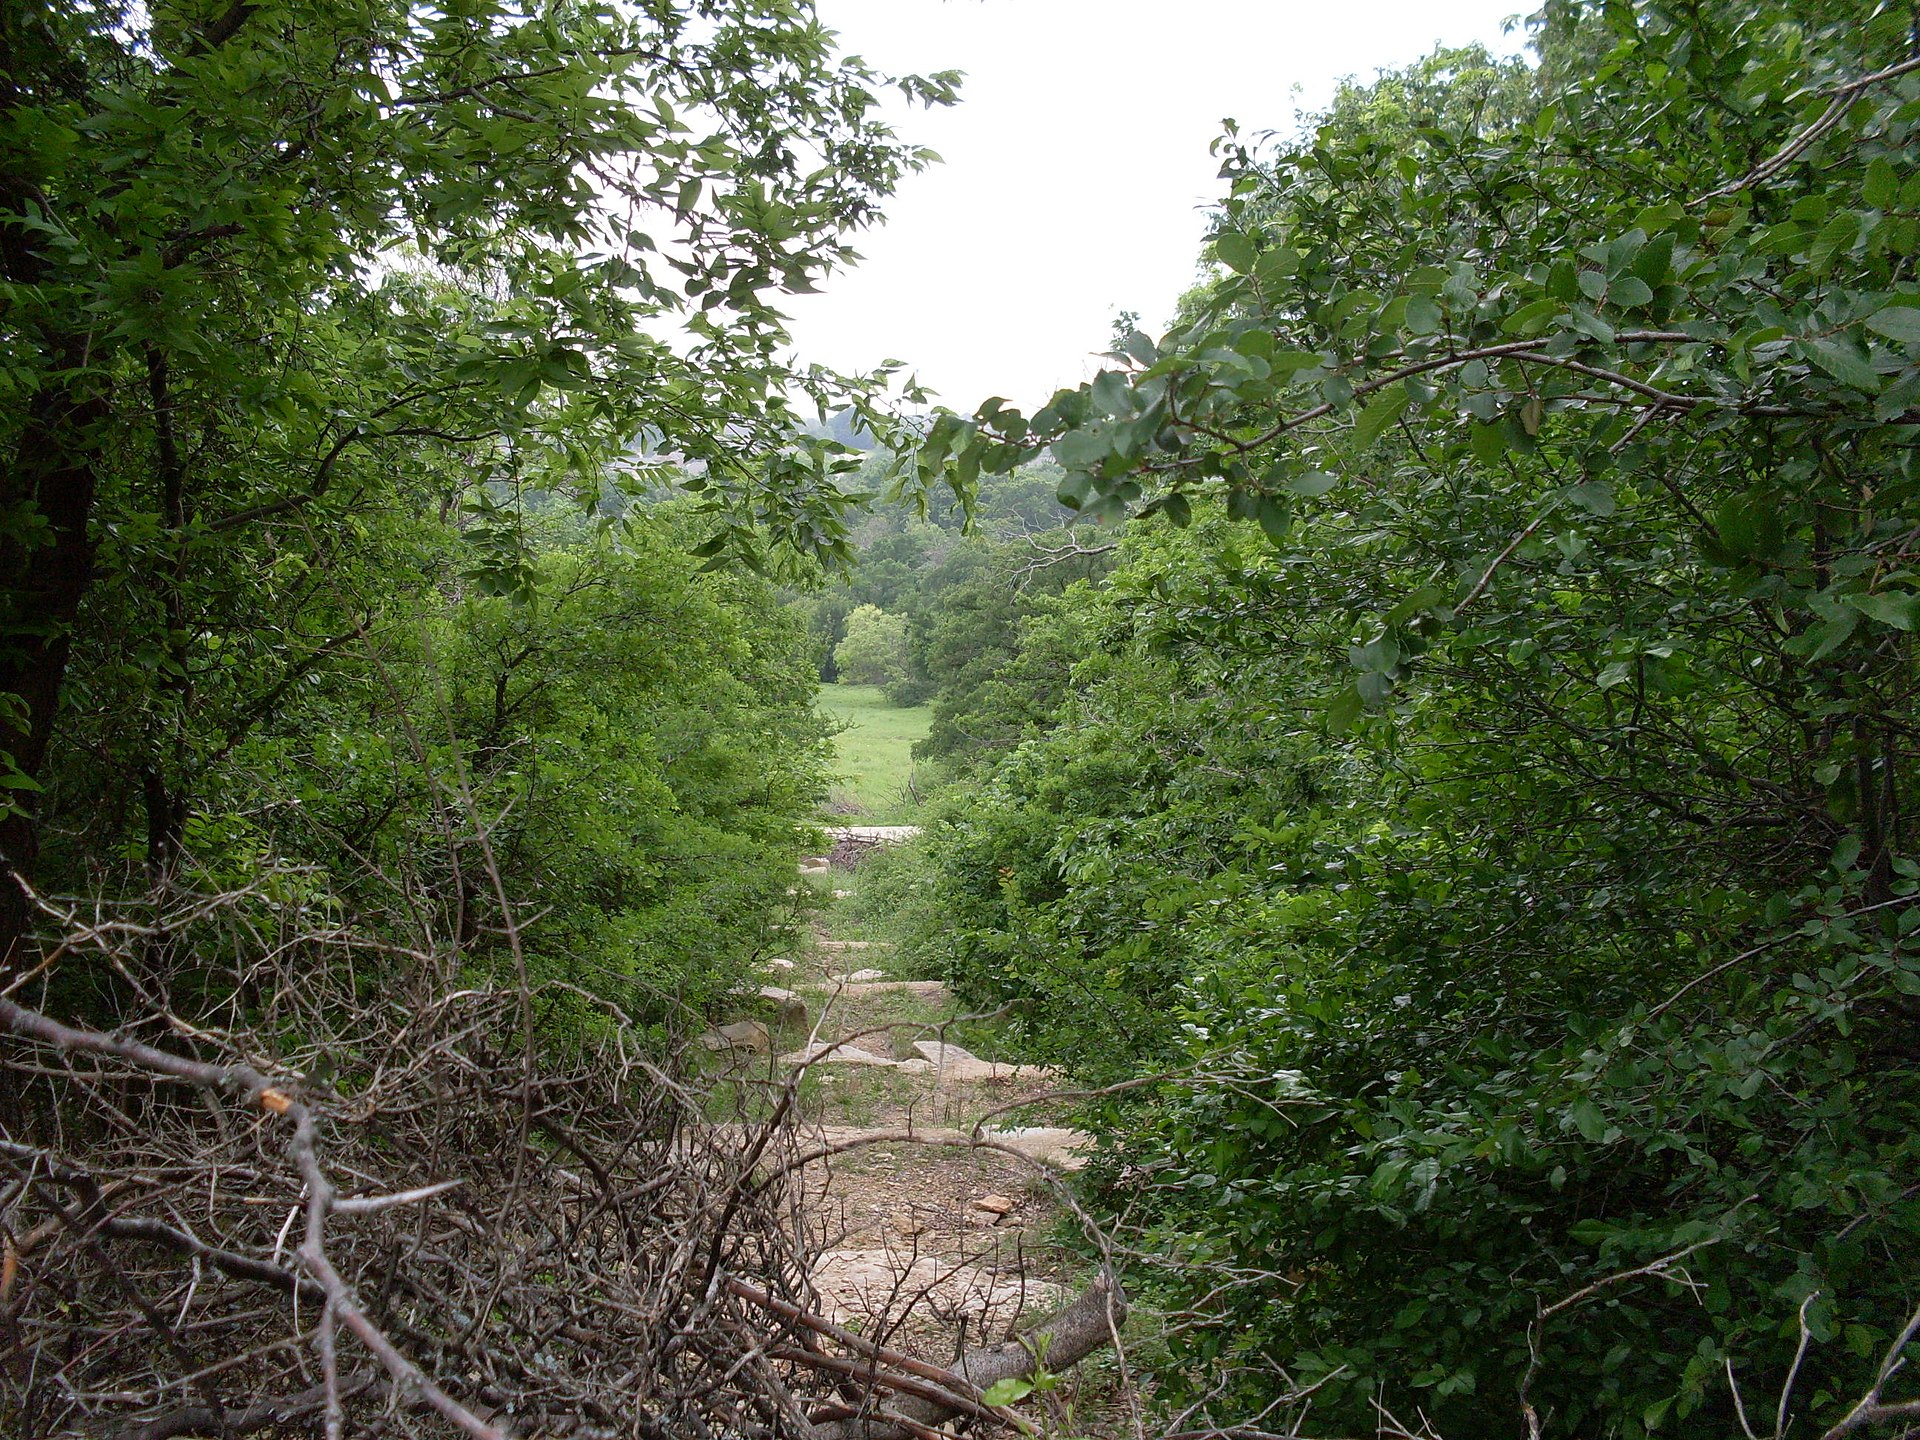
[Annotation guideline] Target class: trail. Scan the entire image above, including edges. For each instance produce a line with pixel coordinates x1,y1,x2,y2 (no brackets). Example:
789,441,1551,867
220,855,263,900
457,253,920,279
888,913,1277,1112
712,828,1095,1363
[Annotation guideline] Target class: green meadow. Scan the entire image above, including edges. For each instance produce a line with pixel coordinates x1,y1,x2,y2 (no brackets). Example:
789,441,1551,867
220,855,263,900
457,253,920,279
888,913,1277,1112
817,683,931,820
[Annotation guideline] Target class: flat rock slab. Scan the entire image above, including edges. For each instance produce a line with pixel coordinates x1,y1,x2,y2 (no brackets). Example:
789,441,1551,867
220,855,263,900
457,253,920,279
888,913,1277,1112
984,1126,1089,1171
913,1040,1058,1084
751,985,808,1022
697,1122,1091,1171
779,1042,933,1072
826,980,949,1000
822,967,888,984
827,826,923,844
818,939,889,952
810,1248,1064,1328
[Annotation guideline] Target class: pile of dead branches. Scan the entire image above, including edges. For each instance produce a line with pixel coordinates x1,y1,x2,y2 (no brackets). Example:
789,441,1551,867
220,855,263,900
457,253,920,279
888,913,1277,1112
0,881,1118,1439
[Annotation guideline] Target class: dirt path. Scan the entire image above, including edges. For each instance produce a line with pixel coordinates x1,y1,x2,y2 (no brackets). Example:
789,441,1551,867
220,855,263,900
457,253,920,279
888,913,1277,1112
713,846,1096,1367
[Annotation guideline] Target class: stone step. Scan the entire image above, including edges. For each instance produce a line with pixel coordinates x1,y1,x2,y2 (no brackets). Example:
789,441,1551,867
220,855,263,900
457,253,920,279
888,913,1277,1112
777,1041,933,1072
799,1123,1089,1171
689,1121,1091,1171
913,1040,1058,1084
699,1020,771,1053
803,979,949,1000
826,825,923,844
809,1247,1062,1328
747,985,807,1022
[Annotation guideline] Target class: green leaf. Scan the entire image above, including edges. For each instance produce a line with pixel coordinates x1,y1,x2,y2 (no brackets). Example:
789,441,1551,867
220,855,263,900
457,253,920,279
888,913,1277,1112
1270,349,1326,377
980,1378,1033,1407
1806,336,1882,393
1326,684,1363,732
1804,611,1860,661
1283,470,1339,498
1604,228,1646,276
1214,231,1256,275
1865,157,1900,209
1404,294,1443,334
1091,369,1133,417
1256,494,1293,542
1569,1098,1608,1142
1255,247,1302,286
1354,387,1412,449
1607,275,1654,308
1055,471,1094,509
1567,481,1616,516
1866,305,1920,347
1843,590,1920,630
1053,429,1110,469
1631,232,1675,286
1501,298,1560,335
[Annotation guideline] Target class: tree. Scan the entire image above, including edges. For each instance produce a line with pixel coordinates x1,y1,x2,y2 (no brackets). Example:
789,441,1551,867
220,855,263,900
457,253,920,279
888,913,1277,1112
0,0,955,957
831,602,912,686
0,5,983,1433
901,4,1920,1434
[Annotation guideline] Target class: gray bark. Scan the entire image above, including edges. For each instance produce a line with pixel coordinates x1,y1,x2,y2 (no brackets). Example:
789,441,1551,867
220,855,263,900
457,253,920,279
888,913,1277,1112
812,1271,1126,1440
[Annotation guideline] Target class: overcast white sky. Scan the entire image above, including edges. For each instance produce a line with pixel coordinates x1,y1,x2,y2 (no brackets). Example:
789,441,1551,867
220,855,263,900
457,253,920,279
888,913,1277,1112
783,0,1530,414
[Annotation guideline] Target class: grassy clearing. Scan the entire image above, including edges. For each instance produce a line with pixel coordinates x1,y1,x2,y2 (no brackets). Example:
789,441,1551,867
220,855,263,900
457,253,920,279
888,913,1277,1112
818,683,932,821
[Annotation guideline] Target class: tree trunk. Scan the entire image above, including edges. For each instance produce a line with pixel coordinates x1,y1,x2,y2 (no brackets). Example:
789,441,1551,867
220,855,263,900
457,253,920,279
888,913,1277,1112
0,373,105,964
812,1272,1126,1440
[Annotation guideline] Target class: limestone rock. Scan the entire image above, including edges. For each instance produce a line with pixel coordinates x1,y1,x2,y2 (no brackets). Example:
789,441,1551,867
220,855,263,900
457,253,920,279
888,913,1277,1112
829,979,949,1001
755,985,807,1023
779,1041,904,1068
971,1193,1015,1216
701,1020,771,1053
912,1040,1056,1084
825,825,923,845
983,1126,1090,1171
808,1248,1063,1328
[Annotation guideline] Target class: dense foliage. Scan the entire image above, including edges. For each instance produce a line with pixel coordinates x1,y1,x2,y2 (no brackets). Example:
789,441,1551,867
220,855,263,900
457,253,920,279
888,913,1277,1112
0,0,956,1003
0,3,951,1432
896,4,1920,1434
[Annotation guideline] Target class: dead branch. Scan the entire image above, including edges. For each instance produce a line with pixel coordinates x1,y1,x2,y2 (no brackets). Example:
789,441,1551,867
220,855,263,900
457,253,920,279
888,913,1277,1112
1821,1299,1920,1440
806,1271,1127,1440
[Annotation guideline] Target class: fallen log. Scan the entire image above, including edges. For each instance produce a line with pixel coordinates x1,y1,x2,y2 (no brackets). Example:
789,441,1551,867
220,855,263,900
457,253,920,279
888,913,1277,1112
732,1270,1126,1440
